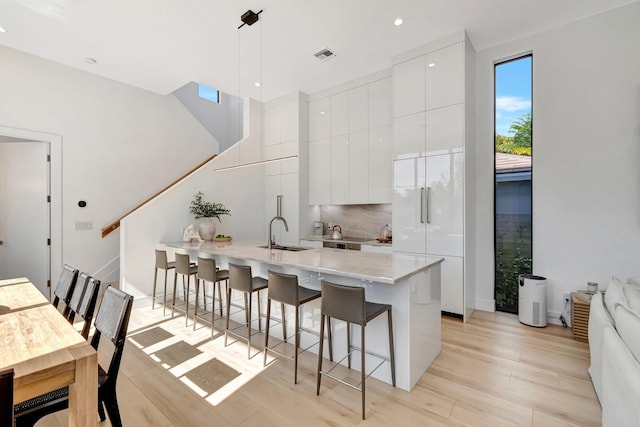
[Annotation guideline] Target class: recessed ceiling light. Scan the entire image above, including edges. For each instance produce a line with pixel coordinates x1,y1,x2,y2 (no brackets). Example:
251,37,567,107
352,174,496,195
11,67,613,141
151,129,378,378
428,62,436,68
0,26,6,33
319,111,325,115
394,18,403,26
84,57,97,65
254,82,261,87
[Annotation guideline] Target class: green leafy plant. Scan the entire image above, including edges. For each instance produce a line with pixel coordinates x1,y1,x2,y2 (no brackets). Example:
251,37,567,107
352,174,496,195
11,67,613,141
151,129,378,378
189,191,230,221
495,249,532,312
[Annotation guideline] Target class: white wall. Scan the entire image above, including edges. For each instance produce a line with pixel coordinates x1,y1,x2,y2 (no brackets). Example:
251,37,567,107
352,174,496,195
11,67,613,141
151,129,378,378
474,3,640,321
120,151,266,300
0,45,218,281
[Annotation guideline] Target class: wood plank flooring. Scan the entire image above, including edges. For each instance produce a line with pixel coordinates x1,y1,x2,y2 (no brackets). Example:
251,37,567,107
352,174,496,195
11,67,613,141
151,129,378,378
34,305,601,427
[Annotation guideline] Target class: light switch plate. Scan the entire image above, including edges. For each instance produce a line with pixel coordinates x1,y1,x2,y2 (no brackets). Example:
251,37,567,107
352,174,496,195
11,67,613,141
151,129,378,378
75,221,93,230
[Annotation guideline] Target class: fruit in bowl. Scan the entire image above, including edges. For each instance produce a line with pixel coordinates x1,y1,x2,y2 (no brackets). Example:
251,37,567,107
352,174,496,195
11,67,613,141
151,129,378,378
214,234,232,242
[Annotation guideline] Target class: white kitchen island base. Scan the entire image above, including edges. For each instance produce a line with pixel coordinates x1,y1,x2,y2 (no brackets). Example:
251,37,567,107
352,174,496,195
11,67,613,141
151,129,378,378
160,241,442,391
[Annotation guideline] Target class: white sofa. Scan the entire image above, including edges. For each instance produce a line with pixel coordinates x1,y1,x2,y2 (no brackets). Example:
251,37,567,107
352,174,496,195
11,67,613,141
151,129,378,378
588,278,640,427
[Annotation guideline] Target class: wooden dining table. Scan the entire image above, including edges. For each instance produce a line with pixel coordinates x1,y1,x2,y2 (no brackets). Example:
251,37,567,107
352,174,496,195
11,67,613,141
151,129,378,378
0,277,97,426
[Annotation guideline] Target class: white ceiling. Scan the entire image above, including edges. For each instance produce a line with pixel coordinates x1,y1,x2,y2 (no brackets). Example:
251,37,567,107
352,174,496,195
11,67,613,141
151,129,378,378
0,0,635,101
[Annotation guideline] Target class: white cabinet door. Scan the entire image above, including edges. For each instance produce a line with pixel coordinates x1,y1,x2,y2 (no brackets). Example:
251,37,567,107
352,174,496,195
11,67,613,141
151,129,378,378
369,77,391,129
393,56,426,117
331,92,349,137
369,126,392,203
309,98,331,141
361,244,393,254
279,173,300,246
425,42,463,110
348,131,369,204
440,256,464,315
425,103,464,155
308,139,331,205
349,85,368,134
394,112,425,159
392,157,426,254
300,239,323,248
330,135,349,204
425,153,464,257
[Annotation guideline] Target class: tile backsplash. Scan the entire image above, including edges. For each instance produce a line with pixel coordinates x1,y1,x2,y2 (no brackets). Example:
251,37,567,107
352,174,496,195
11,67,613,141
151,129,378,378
320,204,392,238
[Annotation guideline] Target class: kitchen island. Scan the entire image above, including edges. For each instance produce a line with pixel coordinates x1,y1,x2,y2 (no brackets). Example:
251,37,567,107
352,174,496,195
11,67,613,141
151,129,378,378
162,240,442,391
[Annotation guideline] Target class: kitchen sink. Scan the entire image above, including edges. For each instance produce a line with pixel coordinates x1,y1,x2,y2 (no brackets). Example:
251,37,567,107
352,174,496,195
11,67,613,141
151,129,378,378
257,244,309,252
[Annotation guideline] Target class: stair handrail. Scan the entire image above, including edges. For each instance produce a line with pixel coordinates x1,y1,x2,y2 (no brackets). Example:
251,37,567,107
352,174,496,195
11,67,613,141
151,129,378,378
101,154,217,238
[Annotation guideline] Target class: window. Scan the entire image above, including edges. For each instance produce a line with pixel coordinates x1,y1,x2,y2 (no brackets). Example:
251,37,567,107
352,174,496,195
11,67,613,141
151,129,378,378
494,55,532,313
198,83,220,103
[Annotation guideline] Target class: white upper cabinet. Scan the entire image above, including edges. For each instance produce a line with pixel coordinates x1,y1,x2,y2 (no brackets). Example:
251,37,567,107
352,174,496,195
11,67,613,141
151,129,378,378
331,92,349,137
349,85,368,134
308,76,393,205
309,98,331,141
394,112,425,159
425,42,463,110
308,139,331,205
369,126,392,203
369,77,391,129
393,56,426,118
348,131,369,205
330,135,349,204
425,103,464,155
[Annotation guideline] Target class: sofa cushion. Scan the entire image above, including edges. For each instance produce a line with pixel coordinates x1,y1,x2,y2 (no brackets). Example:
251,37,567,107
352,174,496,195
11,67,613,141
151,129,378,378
627,276,640,286
588,291,611,401
604,277,628,324
615,304,640,364
623,282,640,314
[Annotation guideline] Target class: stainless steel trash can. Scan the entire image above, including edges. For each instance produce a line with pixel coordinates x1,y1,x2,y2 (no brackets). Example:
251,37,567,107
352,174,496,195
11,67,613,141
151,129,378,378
518,274,547,327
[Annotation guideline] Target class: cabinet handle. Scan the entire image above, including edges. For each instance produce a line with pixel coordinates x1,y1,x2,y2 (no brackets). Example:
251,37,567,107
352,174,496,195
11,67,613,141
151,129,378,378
426,187,432,224
420,187,425,224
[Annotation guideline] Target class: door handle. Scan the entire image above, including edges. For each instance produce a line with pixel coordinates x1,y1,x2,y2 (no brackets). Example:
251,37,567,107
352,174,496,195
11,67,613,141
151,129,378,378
426,187,432,224
0,240,3,245
420,187,425,224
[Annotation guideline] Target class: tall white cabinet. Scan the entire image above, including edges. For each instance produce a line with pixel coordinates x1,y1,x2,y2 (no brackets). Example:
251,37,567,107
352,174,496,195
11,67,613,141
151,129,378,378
308,73,393,205
392,33,475,319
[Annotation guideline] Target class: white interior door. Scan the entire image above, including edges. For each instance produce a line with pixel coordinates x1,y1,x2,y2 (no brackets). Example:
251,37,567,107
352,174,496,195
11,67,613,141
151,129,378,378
0,141,50,295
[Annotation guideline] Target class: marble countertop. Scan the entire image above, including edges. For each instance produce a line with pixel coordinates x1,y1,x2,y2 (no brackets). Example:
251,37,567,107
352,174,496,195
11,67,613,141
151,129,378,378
162,241,441,284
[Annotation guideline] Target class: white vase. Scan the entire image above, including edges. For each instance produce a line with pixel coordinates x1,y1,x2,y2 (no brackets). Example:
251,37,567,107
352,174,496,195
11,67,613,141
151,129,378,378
198,218,216,241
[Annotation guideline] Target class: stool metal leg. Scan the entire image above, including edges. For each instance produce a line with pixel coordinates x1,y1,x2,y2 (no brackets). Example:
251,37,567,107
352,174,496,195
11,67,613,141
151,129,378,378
152,267,158,310
361,324,366,420
294,305,300,384
388,309,396,387
281,302,287,343
263,297,272,367
316,313,325,395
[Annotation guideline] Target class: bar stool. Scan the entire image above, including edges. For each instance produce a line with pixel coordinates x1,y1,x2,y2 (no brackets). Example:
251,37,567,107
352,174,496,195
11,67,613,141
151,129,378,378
172,253,198,326
224,263,268,359
263,270,322,384
194,257,229,333
316,280,396,420
152,250,176,315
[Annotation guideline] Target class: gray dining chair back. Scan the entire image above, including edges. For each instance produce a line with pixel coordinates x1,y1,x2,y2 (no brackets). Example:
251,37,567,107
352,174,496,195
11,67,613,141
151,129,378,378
52,264,79,311
66,273,101,338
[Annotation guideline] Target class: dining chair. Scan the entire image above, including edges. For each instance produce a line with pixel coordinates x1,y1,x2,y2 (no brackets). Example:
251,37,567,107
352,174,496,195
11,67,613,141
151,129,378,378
14,285,134,427
316,280,396,420
225,263,268,359
172,253,198,326
152,249,176,314
51,264,79,316
263,270,321,383
65,273,101,339
193,257,229,333
0,368,14,427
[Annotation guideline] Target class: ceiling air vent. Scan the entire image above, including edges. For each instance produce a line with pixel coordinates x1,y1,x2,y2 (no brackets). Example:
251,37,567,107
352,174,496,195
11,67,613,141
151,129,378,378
314,48,335,61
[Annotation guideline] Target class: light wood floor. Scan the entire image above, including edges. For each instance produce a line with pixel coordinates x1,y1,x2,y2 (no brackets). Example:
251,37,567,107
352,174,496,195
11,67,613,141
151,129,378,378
35,303,601,427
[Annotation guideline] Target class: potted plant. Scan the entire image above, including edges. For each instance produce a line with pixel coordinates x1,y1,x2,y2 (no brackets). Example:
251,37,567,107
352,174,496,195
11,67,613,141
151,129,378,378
189,191,230,241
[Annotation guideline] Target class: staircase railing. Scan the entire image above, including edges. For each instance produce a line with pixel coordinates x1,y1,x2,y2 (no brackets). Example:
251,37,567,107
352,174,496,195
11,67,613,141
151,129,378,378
101,154,217,238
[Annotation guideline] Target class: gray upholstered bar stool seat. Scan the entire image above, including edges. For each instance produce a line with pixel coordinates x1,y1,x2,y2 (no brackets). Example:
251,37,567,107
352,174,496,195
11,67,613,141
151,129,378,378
172,253,198,326
316,280,396,420
152,249,176,315
194,256,229,334
224,263,268,359
263,270,322,384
